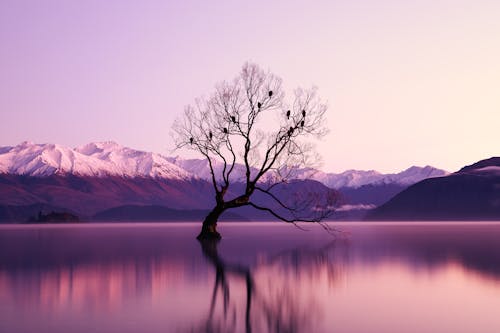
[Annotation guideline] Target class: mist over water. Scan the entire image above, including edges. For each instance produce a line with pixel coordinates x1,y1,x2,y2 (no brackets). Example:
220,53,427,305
1,222,499,333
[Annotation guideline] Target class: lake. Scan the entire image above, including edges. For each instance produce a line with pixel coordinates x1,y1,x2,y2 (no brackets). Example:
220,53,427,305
1,222,500,333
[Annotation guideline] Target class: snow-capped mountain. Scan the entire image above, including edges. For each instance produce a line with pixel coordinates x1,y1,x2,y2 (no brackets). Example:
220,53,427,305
167,158,448,189
0,141,455,222
291,168,385,188
0,141,447,188
166,157,249,182
0,141,194,180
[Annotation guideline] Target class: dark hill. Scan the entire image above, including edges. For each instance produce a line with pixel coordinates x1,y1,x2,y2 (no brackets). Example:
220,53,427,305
93,205,249,222
0,203,77,223
337,183,406,206
0,174,215,218
459,157,500,173
366,157,500,220
0,174,339,222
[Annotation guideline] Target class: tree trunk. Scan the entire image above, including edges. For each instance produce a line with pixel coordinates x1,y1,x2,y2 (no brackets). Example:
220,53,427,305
197,205,224,240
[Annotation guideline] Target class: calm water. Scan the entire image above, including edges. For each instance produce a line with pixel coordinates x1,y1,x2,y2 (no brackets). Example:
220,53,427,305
1,222,500,333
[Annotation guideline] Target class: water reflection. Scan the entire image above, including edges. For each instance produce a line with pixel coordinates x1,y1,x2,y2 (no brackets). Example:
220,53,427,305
346,223,500,281
192,239,346,333
0,223,500,333
0,260,187,312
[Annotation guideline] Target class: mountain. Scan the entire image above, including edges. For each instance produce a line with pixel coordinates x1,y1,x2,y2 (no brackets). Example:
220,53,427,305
0,141,449,222
0,142,216,222
167,157,249,183
168,157,448,189
0,141,193,179
167,157,447,218
93,205,250,222
0,203,75,223
366,157,500,220
0,142,338,222
1,141,446,190
458,157,500,174
0,173,215,221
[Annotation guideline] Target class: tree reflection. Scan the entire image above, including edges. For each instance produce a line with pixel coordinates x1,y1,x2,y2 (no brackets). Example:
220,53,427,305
188,238,346,333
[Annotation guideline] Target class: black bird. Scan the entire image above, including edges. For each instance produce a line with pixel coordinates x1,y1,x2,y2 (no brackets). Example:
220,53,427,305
301,120,304,127
190,137,193,144
223,127,228,134
302,110,306,117
286,110,290,119
231,116,236,123
209,131,213,140
268,90,273,97
257,102,262,108
288,126,294,135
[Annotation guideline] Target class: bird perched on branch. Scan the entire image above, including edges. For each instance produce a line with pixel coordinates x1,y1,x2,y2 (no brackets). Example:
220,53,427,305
301,120,305,127
257,102,262,108
231,116,236,123
223,127,228,134
302,110,306,117
268,90,273,97
190,137,194,144
286,110,290,119
209,131,213,140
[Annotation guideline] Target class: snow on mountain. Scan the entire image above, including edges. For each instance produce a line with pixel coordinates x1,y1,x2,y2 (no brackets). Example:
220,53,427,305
0,141,194,179
292,168,386,188
168,158,448,188
0,141,448,187
380,165,449,185
303,166,447,188
166,156,251,182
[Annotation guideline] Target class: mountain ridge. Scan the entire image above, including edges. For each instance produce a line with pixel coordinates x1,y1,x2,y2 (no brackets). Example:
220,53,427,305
366,156,500,220
0,141,447,189
0,141,194,179
0,141,456,222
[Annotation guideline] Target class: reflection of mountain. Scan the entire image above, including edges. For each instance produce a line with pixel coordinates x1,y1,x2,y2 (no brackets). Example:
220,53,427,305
1,223,500,282
1,223,500,332
0,260,188,312
347,224,500,280
0,225,209,318
367,157,500,220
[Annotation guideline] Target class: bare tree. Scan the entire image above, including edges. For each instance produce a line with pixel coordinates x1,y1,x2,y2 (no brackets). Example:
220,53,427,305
172,63,335,239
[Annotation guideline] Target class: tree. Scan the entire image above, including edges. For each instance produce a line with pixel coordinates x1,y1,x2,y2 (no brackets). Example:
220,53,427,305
188,238,343,333
172,63,336,240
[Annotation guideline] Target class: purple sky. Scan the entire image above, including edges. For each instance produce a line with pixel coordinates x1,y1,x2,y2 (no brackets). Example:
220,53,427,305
1,0,499,173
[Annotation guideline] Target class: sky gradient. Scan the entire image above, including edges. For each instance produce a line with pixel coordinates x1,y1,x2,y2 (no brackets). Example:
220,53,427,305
1,0,499,173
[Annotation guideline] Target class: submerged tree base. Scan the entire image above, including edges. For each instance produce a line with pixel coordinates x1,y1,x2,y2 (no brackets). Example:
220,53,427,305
196,222,222,240
196,229,222,240
197,210,223,240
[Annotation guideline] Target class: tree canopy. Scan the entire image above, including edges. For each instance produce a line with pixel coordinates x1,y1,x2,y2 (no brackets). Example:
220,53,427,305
172,63,336,239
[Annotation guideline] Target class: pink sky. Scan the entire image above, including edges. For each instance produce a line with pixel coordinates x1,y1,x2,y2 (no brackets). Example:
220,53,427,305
0,0,498,173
